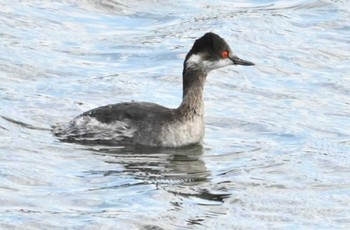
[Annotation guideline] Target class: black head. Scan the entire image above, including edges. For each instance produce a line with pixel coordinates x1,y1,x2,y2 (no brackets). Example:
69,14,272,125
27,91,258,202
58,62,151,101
184,32,254,72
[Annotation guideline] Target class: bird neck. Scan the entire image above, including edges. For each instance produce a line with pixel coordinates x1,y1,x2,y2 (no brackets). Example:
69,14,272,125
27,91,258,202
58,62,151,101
177,66,207,118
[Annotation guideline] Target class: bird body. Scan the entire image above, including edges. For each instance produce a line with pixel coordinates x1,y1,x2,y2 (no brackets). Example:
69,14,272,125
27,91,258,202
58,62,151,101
54,32,254,147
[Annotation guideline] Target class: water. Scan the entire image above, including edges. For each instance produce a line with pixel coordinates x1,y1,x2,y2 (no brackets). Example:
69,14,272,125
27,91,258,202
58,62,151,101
1,0,350,229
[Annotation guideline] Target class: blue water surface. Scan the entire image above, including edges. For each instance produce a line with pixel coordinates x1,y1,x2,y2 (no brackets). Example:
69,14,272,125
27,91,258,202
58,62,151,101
0,0,350,229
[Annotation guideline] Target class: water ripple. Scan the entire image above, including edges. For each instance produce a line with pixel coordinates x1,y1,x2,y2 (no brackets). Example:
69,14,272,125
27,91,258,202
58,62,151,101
1,0,350,229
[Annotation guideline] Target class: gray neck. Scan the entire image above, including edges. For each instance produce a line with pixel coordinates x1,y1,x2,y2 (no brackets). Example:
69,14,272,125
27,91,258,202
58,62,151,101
177,67,207,118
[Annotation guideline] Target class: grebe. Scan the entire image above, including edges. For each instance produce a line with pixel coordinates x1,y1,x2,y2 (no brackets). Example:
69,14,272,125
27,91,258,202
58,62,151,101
54,32,254,147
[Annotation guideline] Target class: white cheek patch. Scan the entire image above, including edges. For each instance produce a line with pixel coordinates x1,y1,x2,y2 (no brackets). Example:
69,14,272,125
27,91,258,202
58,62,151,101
203,58,233,71
186,53,233,71
186,54,203,69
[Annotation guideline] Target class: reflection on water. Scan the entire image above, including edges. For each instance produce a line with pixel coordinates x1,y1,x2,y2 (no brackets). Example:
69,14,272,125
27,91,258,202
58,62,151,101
1,0,350,229
86,145,209,184
83,145,233,203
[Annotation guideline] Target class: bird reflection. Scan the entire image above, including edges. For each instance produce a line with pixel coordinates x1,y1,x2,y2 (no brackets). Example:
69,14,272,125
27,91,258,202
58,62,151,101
84,144,210,184
82,144,230,203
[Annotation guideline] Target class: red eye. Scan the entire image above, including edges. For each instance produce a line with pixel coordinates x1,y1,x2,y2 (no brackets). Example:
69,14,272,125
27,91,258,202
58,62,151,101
221,51,229,58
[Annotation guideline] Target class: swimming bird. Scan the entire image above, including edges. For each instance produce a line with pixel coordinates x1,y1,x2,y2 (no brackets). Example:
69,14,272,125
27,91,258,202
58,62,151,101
54,32,254,147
